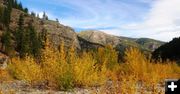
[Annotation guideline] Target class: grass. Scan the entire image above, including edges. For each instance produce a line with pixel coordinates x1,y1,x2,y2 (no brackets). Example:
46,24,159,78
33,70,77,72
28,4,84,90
0,40,179,93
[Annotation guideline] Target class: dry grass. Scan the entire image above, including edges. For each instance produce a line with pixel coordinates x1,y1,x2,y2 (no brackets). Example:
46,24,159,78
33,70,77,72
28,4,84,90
2,41,180,93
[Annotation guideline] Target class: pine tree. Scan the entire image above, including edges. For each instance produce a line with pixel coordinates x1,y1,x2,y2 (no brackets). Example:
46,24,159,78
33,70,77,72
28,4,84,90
43,12,46,20
24,8,28,13
18,2,23,10
39,28,48,48
16,14,43,58
1,30,12,55
31,12,36,17
15,14,29,58
42,12,48,20
56,18,59,23
13,0,18,9
7,0,13,12
2,8,9,27
28,22,41,57
37,14,39,18
2,0,12,28
15,14,23,57
0,6,3,24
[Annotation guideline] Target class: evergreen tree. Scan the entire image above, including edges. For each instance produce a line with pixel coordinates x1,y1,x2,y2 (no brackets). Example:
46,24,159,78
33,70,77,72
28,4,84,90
3,8,8,27
24,8,28,13
42,12,48,20
15,14,29,58
31,12,36,17
3,7,11,28
43,12,46,19
18,2,23,10
39,28,48,48
28,22,41,57
37,14,39,18
0,6,3,24
56,18,59,23
16,15,42,58
1,30,12,55
7,0,13,12
0,1,13,54
15,14,23,57
2,0,13,28
13,0,18,8
152,37,180,62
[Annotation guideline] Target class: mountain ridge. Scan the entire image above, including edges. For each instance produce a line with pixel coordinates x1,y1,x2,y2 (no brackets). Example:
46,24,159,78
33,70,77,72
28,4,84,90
78,30,164,52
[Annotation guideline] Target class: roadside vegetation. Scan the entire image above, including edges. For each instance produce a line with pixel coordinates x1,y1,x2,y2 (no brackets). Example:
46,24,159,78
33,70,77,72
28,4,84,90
1,39,179,93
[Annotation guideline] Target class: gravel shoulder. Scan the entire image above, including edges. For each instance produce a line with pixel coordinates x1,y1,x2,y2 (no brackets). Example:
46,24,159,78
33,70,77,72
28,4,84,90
0,80,165,94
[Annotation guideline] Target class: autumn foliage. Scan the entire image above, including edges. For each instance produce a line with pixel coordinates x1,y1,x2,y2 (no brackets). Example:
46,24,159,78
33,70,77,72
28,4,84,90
1,40,180,93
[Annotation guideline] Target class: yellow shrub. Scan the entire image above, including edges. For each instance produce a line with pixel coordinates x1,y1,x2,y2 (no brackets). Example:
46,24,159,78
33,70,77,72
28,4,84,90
8,57,42,85
124,48,148,78
106,47,179,94
96,45,119,70
73,52,107,87
5,40,180,93
40,41,60,88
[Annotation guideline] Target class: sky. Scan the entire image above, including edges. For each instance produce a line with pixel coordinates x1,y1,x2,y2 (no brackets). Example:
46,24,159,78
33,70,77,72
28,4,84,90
18,0,180,42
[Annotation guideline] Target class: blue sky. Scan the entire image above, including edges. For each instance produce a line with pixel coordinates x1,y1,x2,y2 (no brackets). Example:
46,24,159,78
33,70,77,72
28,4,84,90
18,0,180,42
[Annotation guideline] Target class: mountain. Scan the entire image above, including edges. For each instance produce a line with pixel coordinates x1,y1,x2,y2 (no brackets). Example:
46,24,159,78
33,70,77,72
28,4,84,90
152,37,180,62
0,0,164,58
78,30,164,52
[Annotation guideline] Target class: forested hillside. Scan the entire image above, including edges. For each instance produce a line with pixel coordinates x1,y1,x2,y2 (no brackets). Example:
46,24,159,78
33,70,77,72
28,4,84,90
152,37,180,62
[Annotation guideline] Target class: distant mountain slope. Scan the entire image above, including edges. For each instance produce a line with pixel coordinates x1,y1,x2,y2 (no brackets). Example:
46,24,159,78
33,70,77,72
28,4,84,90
135,38,164,51
152,37,180,62
78,30,165,52
78,30,121,46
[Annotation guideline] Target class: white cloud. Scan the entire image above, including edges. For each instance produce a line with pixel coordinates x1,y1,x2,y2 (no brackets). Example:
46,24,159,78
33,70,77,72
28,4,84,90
22,0,180,42
101,29,127,37
62,0,180,42
145,0,180,27
37,12,57,20
52,0,147,29
38,12,43,18
116,0,180,42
